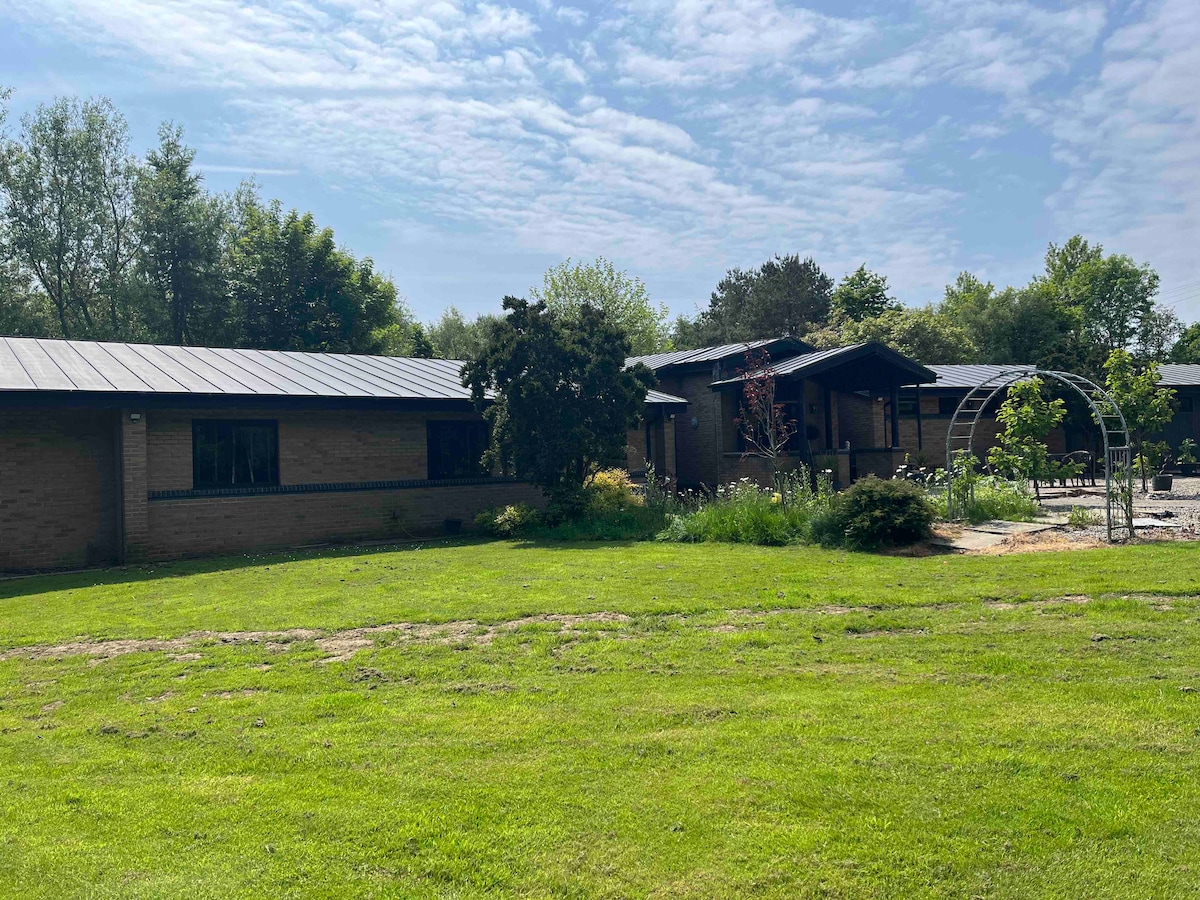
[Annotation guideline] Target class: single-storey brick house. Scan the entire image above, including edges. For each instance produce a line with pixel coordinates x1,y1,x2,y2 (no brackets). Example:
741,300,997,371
0,336,687,572
4,335,1195,572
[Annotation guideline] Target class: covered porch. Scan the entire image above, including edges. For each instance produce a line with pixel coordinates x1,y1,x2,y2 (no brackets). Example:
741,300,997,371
711,342,937,486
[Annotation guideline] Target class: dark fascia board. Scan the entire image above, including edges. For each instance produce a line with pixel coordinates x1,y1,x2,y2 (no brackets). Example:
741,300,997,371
710,341,936,390
0,390,484,413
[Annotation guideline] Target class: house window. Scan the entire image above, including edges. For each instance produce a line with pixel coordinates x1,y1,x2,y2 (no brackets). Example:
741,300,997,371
898,398,919,416
192,420,279,489
938,396,961,415
427,421,490,480
1178,396,1195,413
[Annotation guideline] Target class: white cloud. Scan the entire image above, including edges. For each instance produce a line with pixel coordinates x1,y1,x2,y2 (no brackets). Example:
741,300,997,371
4,0,1196,316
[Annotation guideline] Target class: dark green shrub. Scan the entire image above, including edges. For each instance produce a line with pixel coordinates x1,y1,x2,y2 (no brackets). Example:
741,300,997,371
826,476,935,549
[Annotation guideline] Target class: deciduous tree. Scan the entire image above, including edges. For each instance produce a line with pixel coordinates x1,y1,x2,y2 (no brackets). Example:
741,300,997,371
1103,350,1177,492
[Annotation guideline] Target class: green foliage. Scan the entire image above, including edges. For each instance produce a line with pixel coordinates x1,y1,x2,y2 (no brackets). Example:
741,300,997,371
1067,506,1101,529
462,296,655,509
931,465,1040,525
530,257,668,356
672,254,833,347
836,305,976,363
1104,349,1176,490
830,264,897,322
473,503,542,537
986,378,1066,497
1170,323,1200,364
426,306,502,359
585,468,644,513
0,95,140,339
1178,439,1196,466
828,476,936,549
135,123,227,345
0,92,410,353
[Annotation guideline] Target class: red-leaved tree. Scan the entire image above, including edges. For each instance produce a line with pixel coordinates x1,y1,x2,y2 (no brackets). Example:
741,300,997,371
733,348,798,481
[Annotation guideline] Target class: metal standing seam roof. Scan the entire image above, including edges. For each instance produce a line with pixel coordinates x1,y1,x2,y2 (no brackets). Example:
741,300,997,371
925,364,1037,389
0,336,693,405
0,337,477,400
928,363,1200,389
626,337,809,371
711,342,937,386
1157,364,1200,387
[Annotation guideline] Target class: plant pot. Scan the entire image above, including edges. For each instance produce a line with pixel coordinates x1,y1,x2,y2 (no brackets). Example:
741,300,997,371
1151,474,1173,492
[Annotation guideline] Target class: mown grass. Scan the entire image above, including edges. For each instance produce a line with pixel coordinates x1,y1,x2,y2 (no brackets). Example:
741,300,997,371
2,541,1199,898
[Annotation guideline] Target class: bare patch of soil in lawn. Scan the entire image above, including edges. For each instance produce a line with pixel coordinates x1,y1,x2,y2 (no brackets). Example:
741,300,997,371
0,612,634,665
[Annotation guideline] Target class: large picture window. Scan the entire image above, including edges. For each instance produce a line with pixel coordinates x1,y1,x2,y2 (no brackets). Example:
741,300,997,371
427,420,490,480
192,420,279,489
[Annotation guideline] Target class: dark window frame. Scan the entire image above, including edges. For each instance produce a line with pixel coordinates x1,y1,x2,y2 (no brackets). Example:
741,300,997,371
192,419,280,490
427,420,491,481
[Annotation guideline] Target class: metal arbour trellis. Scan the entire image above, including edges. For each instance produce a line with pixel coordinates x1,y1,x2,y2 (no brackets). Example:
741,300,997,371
945,368,1135,542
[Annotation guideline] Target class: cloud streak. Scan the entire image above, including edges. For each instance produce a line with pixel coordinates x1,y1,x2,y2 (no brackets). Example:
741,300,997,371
3,0,1197,317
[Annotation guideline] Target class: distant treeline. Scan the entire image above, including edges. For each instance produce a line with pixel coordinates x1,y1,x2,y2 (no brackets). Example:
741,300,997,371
3,92,1197,372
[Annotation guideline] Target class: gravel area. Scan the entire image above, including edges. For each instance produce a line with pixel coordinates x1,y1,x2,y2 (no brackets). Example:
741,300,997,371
1039,476,1200,538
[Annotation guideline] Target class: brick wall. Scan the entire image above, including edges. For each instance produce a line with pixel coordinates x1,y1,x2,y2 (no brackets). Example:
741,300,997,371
144,480,545,561
147,408,480,491
659,370,727,487
1,404,545,572
0,407,120,571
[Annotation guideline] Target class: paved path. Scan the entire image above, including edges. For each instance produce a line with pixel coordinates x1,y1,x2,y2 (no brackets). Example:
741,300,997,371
932,520,1059,551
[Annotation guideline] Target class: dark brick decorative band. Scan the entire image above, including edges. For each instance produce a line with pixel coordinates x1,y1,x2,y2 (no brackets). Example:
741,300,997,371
148,476,520,501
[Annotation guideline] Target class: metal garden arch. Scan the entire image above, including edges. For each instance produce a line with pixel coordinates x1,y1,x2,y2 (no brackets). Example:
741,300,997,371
945,368,1135,542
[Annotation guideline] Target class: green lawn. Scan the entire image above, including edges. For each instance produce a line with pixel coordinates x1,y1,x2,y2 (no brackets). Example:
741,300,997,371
2,540,1198,898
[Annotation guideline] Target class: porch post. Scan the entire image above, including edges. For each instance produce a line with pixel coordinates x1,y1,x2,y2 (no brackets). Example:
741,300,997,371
915,385,923,450
889,386,900,449
823,384,833,450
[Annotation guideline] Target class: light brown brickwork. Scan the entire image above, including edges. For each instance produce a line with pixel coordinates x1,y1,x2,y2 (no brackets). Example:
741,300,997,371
143,481,545,561
1,404,543,572
0,407,120,571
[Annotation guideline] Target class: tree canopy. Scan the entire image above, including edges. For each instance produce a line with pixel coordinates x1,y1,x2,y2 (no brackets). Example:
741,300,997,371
529,257,668,356
461,297,655,510
0,92,420,355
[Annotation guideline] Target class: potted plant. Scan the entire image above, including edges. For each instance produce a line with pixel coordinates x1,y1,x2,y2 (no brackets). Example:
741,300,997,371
1146,441,1173,492
1178,439,1197,477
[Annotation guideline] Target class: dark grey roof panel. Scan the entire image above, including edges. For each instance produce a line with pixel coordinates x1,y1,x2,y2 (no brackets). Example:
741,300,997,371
290,352,401,398
100,342,189,392
712,342,935,386
1158,364,1200,387
9,339,76,390
330,353,430,397
627,338,808,371
158,345,263,394
175,346,279,394
39,340,118,390
0,339,36,389
925,364,1036,389
70,342,153,392
205,348,319,395
127,343,222,393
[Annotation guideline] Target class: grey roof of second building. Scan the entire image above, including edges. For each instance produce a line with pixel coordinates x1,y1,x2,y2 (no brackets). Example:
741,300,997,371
925,363,1037,389
929,362,1200,389
626,337,809,371
0,337,479,399
1158,363,1200,387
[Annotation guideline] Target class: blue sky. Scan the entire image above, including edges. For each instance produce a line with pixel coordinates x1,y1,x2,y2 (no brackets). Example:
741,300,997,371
3,0,1199,323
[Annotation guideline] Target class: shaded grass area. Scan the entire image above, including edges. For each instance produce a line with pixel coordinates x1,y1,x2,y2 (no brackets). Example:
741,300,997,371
2,543,1199,897
3,540,1199,647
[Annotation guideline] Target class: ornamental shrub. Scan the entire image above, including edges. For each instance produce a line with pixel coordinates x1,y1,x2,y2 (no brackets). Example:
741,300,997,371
827,476,935,550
